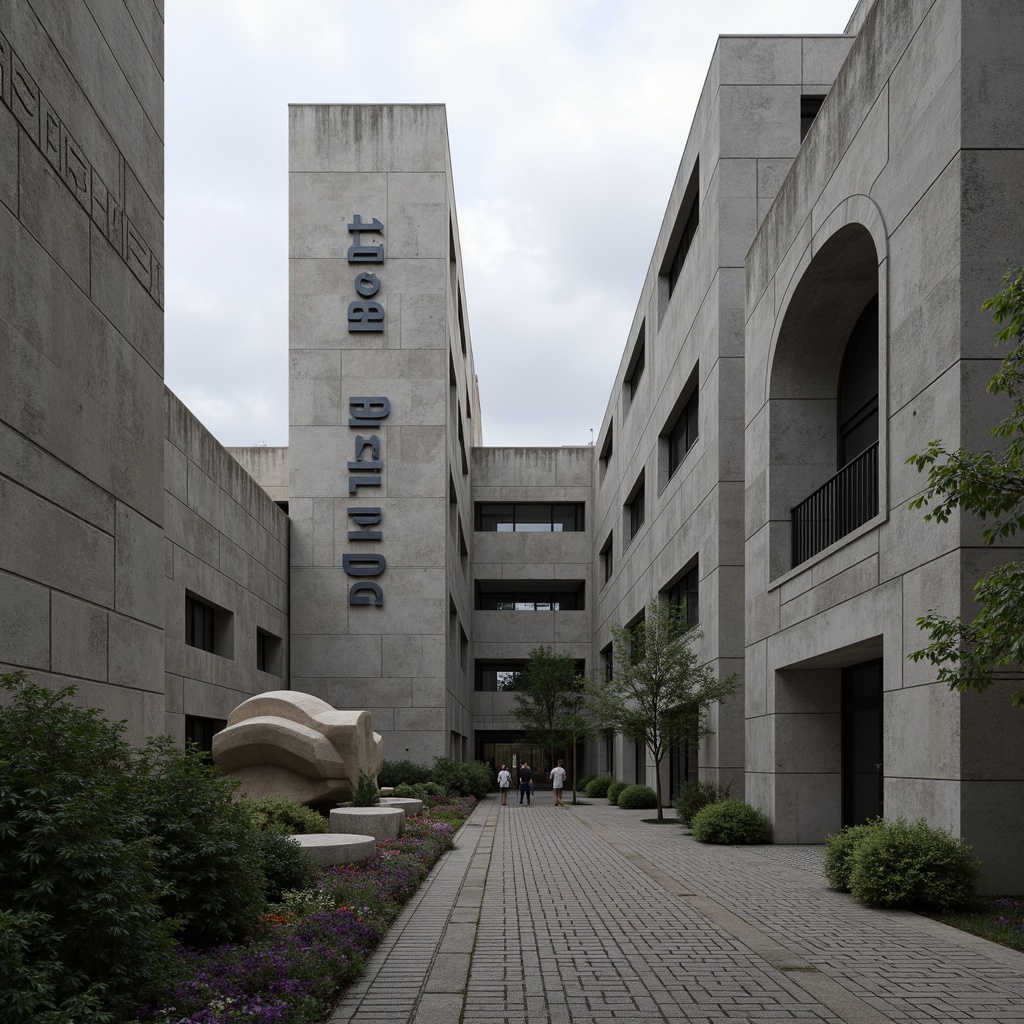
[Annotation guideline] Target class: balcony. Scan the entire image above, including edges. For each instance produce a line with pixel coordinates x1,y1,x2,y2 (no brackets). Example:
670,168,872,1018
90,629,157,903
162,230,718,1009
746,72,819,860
791,442,878,568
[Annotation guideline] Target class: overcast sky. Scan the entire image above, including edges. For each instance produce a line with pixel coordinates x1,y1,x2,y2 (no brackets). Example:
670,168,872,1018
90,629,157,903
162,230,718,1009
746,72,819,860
165,0,857,449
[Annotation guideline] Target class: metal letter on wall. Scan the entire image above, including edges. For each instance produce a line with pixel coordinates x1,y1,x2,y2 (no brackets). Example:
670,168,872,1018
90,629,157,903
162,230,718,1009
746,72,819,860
347,215,385,332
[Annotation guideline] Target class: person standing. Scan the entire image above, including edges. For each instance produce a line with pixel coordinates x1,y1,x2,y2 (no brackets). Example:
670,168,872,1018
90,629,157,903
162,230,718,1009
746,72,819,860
497,764,511,805
549,759,567,806
518,761,534,805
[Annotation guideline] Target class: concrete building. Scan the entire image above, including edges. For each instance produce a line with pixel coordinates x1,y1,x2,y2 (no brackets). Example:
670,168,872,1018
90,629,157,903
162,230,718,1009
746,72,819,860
2,0,1022,890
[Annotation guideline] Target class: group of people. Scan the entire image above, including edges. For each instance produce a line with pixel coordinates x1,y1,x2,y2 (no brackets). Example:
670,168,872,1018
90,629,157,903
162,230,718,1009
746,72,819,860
496,760,567,806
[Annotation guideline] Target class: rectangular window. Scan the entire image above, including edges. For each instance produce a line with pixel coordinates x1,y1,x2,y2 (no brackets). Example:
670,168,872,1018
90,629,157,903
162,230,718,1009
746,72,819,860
667,167,700,297
475,502,585,532
600,534,613,587
476,581,585,611
475,661,527,691
668,388,699,477
801,94,826,141
625,474,645,546
185,595,216,653
185,715,227,757
256,628,282,676
598,426,613,482
601,644,613,683
628,338,645,398
667,563,699,628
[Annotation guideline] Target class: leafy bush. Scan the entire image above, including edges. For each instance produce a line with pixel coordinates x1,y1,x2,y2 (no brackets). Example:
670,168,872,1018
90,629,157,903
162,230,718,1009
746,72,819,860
353,770,380,806
378,759,432,788
691,799,772,844
676,779,730,826
585,776,613,798
577,774,596,791
253,830,317,903
0,673,174,1019
136,736,267,950
845,817,978,911
617,784,659,810
392,783,427,799
823,821,877,892
246,797,329,835
606,780,628,805
431,758,492,799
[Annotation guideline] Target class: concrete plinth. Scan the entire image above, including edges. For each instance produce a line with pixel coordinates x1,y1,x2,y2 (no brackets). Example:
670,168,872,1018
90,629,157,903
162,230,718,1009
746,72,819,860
330,806,406,840
292,832,378,866
379,797,424,817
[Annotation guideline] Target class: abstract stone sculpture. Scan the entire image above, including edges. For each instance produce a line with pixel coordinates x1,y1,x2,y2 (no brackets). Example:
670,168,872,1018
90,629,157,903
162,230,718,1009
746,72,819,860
212,690,383,807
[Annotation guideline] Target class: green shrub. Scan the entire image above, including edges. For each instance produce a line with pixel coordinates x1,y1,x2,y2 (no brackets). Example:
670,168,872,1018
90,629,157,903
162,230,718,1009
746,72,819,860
378,759,432,788
585,776,613,798
392,783,427,799
136,736,267,949
423,781,446,797
606,780,628,805
617,784,659,810
675,779,730,826
577,774,596,791
691,799,772,844
846,817,978,911
246,798,329,835
253,830,317,903
431,758,492,799
0,673,174,1018
823,821,878,892
353,770,380,806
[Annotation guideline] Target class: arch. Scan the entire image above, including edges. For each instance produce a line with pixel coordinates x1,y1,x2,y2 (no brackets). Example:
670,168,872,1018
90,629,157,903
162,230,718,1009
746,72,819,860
765,204,886,579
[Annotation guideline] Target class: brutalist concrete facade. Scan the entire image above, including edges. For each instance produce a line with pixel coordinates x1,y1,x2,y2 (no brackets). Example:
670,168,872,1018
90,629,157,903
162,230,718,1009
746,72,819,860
0,0,166,743
0,1,291,746
287,105,480,764
744,0,1024,891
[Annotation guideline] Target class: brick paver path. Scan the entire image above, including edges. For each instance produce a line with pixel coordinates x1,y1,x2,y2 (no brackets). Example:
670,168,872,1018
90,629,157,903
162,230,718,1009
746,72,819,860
329,796,1024,1023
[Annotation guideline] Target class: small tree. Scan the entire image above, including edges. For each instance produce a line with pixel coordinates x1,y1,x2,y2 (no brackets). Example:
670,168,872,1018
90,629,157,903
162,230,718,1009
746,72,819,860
907,267,1024,707
512,646,579,768
590,600,737,820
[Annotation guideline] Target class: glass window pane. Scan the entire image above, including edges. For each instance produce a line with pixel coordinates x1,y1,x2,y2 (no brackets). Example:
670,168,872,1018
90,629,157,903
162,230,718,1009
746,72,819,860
515,505,552,531
552,504,580,532
479,503,513,531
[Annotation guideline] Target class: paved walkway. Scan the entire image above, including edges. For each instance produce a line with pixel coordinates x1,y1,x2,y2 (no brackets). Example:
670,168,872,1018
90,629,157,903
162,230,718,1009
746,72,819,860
329,796,1024,1023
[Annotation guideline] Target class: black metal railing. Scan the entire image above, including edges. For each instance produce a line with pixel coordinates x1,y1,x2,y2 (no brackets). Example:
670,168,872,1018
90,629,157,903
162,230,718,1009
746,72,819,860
791,442,878,567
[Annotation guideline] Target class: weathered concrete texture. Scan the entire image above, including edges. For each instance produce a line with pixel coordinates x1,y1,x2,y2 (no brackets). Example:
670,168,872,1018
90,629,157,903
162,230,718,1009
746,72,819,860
743,0,1024,882
289,104,478,763
330,806,406,841
379,797,424,817
292,832,377,866
0,0,166,743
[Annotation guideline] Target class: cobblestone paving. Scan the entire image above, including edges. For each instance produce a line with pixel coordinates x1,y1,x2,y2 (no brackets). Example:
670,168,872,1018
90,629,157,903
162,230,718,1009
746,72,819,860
330,796,1024,1023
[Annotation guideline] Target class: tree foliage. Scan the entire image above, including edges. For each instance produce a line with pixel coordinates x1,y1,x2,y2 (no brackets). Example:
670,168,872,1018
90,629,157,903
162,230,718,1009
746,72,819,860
511,645,585,764
589,600,737,819
907,267,1024,706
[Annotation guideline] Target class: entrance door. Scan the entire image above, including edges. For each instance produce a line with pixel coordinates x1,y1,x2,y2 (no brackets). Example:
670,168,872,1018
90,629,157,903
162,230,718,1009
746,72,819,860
841,659,882,825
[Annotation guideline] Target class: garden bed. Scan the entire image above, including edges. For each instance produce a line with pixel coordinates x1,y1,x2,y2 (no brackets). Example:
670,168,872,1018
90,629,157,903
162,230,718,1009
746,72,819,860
134,798,477,1024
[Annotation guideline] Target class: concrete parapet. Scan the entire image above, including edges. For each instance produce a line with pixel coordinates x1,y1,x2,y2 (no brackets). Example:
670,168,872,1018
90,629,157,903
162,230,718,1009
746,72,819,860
379,797,424,817
291,832,377,866
330,806,406,841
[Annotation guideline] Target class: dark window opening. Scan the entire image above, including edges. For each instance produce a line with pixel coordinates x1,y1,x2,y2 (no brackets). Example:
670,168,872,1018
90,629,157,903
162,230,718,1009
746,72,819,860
666,563,699,628
600,535,613,587
275,500,289,515
667,172,700,297
475,661,527,691
256,628,282,676
599,426,613,481
185,714,227,759
476,580,586,612
626,476,645,545
627,334,645,399
185,595,216,653
668,387,699,477
800,94,826,141
475,502,585,532
837,296,879,469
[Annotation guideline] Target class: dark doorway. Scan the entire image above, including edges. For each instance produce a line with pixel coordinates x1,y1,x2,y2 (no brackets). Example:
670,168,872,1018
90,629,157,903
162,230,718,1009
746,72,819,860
842,659,883,825
475,732,584,791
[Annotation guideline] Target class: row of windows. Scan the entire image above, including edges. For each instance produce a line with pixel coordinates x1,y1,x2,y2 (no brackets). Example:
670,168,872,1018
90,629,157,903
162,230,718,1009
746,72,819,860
475,659,586,692
185,594,282,675
475,502,584,532
476,581,586,611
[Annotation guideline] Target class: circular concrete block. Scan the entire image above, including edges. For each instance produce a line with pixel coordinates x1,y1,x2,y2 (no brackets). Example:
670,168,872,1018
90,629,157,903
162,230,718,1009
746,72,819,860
378,787,395,797
379,797,423,817
330,806,405,841
291,832,377,866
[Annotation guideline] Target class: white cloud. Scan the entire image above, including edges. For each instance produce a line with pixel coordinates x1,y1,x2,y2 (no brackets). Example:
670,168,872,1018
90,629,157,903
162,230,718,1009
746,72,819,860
165,0,857,448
